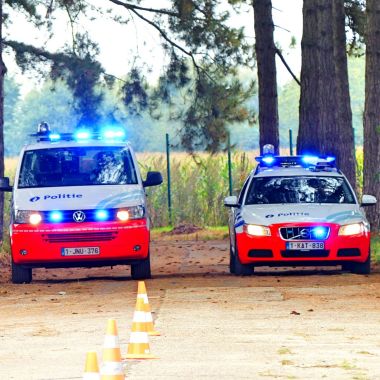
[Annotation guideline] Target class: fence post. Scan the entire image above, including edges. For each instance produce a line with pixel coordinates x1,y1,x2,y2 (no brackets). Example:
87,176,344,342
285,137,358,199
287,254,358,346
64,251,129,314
289,129,294,156
165,133,172,226
227,133,233,196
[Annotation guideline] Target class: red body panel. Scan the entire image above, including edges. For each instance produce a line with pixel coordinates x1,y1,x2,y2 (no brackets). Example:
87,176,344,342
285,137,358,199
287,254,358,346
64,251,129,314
11,219,149,266
236,222,370,264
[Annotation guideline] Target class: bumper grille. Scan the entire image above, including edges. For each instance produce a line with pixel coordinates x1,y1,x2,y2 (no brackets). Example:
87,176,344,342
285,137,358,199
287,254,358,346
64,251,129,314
281,250,329,258
248,249,273,258
337,248,361,257
42,232,118,243
280,226,330,240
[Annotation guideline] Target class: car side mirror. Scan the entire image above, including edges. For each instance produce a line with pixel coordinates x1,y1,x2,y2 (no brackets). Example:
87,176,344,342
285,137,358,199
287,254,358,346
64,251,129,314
0,177,12,192
143,171,163,187
224,195,239,207
361,194,377,206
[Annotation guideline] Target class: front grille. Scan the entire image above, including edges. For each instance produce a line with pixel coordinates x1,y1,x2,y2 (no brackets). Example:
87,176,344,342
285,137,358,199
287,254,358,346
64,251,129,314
337,248,361,257
42,232,118,243
248,249,273,258
280,226,330,240
40,209,120,223
281,250,329,258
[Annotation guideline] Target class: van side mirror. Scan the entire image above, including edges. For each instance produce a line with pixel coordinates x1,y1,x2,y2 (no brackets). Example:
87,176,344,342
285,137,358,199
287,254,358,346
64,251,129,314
224,195,239,207
0,177,12,192
361,194,377,206
143,171,163,187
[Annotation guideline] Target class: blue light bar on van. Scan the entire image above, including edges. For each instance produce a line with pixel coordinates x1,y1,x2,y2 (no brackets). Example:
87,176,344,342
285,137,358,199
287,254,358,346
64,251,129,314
102,129,126,140
261,156,275,165
74,130,92,140
301,155,319,165
49,211,63,223
49,133,61,141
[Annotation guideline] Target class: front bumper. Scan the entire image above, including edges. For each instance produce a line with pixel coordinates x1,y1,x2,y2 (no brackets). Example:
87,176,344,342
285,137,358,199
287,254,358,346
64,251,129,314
11,219,149,267
236,222,370,265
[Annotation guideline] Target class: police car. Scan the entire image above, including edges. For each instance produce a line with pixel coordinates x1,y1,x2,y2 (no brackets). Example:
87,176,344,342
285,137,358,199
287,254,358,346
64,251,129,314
0,123,162,283
224,145,377,275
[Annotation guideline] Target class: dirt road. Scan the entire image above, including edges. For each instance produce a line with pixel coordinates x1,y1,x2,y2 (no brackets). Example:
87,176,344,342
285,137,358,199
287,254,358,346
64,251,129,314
0,239,380,379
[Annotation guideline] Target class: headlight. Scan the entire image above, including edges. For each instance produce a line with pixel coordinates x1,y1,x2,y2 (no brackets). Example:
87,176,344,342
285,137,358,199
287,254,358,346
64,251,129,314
338,223,366,236
15,210,42,225
117,205,145,221
244,224,271,236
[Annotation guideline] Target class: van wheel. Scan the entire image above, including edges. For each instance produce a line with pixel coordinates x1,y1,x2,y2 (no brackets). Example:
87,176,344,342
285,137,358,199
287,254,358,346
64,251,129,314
12,260,32,284
233,240,254,276
350,251,371,275
131,253,151,280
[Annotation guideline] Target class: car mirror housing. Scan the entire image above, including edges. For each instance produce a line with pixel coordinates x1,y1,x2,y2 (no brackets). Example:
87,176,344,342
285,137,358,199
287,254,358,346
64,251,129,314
0,177,12,192
224,195,239,207
143,171,163,187
361,194,377,206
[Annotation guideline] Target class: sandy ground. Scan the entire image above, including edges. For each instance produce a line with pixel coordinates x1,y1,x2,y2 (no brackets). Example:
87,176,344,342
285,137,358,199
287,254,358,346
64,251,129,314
0,239,380,380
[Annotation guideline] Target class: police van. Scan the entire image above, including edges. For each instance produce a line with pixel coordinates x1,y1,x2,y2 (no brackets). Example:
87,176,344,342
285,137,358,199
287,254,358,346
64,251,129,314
0,123,163,283
224,145,377,275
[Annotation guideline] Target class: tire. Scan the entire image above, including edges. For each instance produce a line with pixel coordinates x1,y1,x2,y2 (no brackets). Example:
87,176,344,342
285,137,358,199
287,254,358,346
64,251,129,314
350,251,371,275
229,243,235,274
233,240,254,276
11,260,32,284
131,252,151,280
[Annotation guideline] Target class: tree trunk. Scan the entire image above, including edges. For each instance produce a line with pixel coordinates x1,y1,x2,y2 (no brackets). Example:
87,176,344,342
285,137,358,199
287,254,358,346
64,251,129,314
363,0,380,232
332,0,356,188
297,0,321,154
0,0,6,238
253,0,279,154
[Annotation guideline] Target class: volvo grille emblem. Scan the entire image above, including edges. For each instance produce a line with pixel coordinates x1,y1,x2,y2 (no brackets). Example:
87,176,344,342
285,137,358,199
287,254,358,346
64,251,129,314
300,228,309,238
73,210,86,223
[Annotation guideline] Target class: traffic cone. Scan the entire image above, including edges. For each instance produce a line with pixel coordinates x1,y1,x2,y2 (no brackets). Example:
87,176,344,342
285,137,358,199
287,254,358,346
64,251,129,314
83,351,100,380
124,297,158,359
101,319,125,380
137,281,160,336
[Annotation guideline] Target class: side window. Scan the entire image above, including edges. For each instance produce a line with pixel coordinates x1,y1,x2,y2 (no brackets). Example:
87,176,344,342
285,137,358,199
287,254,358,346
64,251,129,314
238,176,251,205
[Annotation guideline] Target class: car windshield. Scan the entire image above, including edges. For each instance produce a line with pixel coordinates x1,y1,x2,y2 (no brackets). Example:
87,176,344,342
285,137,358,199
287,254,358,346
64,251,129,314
18,146,138,188
245,176,355,205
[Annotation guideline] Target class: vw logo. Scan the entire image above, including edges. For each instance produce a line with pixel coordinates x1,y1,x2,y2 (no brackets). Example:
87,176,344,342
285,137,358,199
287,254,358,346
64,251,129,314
300,228,309,238
73,210,86,223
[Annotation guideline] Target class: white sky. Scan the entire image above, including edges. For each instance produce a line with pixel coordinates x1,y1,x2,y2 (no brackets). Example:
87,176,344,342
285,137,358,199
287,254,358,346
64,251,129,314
5,0,303,94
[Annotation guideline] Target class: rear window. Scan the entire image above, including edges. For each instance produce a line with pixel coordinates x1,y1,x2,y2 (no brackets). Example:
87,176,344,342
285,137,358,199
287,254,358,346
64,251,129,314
245,176,355,205
18,146,138,188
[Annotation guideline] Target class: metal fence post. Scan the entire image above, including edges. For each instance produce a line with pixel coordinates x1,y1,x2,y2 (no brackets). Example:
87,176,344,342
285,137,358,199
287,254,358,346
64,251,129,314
227,133,233,196
165,133,172,226
289,129,294,156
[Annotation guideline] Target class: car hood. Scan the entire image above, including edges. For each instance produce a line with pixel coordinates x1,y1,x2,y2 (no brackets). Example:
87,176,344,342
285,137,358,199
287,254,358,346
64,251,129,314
241,203,365,226
13,185,145,211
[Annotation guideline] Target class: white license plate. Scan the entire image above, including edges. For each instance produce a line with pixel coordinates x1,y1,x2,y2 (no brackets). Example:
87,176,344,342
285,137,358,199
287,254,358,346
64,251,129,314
61,247,100,256
286,242,325,250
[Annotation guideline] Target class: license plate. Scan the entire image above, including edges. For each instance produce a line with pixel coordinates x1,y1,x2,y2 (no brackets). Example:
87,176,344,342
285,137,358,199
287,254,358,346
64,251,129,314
61,247,100,256
286,242,324,250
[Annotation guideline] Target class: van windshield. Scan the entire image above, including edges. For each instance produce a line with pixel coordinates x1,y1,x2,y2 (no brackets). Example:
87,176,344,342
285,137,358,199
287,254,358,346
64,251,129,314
18,146,138,188
245,176,355,205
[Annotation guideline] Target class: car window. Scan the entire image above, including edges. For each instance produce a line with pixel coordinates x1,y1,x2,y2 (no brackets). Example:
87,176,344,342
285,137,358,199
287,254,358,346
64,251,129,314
245,176,355,205
18,146,138,188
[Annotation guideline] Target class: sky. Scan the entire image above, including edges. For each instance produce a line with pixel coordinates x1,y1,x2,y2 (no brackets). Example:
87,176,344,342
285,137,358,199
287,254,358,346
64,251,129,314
5,0,303,94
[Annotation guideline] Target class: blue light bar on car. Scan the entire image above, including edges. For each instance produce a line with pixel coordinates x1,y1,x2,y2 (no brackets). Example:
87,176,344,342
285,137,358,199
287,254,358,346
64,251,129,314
49,133,61,141
261,156,275,165
311,226,329,240
74,130,92,140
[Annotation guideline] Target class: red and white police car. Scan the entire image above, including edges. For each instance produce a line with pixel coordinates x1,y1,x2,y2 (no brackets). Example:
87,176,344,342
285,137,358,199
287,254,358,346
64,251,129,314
224,145,377,275
0,123,162,283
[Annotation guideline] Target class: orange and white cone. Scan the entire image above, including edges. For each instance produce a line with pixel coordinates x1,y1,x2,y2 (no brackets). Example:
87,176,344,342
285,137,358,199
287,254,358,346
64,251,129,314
83,351,100,380
125,297,158,359
137,281,160,336
101,319,125,380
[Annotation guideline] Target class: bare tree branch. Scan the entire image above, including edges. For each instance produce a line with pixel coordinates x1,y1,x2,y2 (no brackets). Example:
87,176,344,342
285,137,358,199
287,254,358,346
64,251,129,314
107,0,179,17
275,47,301,86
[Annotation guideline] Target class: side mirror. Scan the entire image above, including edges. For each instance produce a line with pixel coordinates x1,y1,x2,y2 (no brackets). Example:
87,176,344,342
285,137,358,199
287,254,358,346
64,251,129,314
143,171,163,187
0,177,12,192
361,194,377,206
224,195,239,207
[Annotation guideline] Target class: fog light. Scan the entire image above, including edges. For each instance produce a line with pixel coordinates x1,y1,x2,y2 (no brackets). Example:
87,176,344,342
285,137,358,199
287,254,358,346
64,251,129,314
20,249,28,256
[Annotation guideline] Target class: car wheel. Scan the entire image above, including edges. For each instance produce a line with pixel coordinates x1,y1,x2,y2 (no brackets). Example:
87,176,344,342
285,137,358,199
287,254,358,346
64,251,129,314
11,260,32,284
131,252,152,280
350,251,371,275
233,239,254,276
229,243,236,274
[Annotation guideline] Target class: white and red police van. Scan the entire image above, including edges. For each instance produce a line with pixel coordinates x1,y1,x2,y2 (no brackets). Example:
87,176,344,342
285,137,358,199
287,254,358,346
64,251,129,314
0,123,162,283
224,145,377,275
